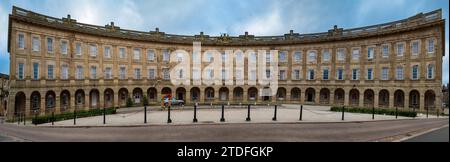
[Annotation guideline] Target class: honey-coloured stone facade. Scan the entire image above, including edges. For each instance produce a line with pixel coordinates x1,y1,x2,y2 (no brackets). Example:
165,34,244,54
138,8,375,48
6,6,446,118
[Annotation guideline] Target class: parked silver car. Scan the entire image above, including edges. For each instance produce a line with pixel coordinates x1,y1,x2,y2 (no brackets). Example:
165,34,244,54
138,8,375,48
170,99,185,106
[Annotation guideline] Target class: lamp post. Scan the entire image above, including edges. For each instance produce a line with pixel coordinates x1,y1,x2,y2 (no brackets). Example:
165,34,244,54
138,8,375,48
246,104,251,121
167,106,172,123
193,103,198,123
220,105,225,122
73,107,77,125
272,104,277,121
144,105,147,124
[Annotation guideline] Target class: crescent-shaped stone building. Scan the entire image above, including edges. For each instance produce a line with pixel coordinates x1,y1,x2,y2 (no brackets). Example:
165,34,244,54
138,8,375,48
6,6,445,118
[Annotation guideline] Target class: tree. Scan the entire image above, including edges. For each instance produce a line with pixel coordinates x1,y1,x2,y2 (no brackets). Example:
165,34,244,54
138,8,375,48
142,95,149,106
126,95,134,107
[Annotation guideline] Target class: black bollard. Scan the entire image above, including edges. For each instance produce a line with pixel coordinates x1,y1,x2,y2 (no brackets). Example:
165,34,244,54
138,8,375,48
193,104,198,123
272,105,277,121
167,106,172,123
426,107,429,118
220,105,225,122
144,106,147,124
246,105,251,121
372,107,375,120
23,113,26,125
103,107,106,124
437,109,439,118
413,106,416,119
395,106,398,119
17,114,20,125
73,110,77,125
299,105,303,121
51,112,54,125
341,106,345,121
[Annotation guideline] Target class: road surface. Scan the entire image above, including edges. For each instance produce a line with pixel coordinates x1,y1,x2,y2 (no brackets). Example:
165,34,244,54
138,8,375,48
0,118,447,142
404,126,449,142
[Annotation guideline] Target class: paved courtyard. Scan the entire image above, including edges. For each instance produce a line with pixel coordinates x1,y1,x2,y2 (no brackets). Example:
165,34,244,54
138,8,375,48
33,105,444,127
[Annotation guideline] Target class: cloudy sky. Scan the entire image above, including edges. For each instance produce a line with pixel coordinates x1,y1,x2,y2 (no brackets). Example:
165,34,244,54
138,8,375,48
0,0,448,84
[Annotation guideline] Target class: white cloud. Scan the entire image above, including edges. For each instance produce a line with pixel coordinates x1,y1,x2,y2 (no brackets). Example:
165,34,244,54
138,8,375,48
230,0,322,36
443,43,449,85
0,5,8,57
231,7,283,36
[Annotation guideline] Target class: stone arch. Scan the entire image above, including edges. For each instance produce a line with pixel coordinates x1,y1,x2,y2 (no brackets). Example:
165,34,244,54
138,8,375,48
176,87,187,101
147,87,157,102
205,87,215,101
424,90,436,110
290,87,301,101
364,89,375,107
305,88,316,103
104,88,114,108
219,87,229,101
394,90,405,108
161,87,172,99
118,88,128,107
319,88,330,104
409,90,420,109
45,90,56,112
60,90,70,112
276,87,287,101
14,92,26,115
89,89,100,109
334,88,345,105
132,88,143,105
349,89,359,106
261,87,272,101
248,87,258,101
30,91,41,112
233,87,243,101
75,89,85,109
190,87,200,102
378,89,389,108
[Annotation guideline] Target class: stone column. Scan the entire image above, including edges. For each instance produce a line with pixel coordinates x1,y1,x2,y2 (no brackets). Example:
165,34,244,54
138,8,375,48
199,88,205,104
389,90,394,109
435,91,442,111
40,95,45,115
184,90,190,105
70,91,76,112
330,91,335,106
286,91,291,104
228,90,233,104
419,93,425,111
243,89,248,103
359,93,364,107
214,88,220,103
99,92,104,109
25,98,31,117
315,90,321,105
55,95,61,113
85,93,90,110
344,89,349,106
114,91,119,108
374,93,379,108
404,93,410,109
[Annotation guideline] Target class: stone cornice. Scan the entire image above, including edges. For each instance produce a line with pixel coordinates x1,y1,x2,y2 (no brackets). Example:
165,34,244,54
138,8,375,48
8,6,445,51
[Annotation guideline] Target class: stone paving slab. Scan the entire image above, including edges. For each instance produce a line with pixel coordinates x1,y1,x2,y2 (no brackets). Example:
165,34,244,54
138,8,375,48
32,105,445,127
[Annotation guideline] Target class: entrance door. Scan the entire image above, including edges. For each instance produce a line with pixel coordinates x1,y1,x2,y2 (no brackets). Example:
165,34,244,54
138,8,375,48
263,96,270,101
178,92,184,100
134,94,140,104
307,93,313,102
220,92,227,101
